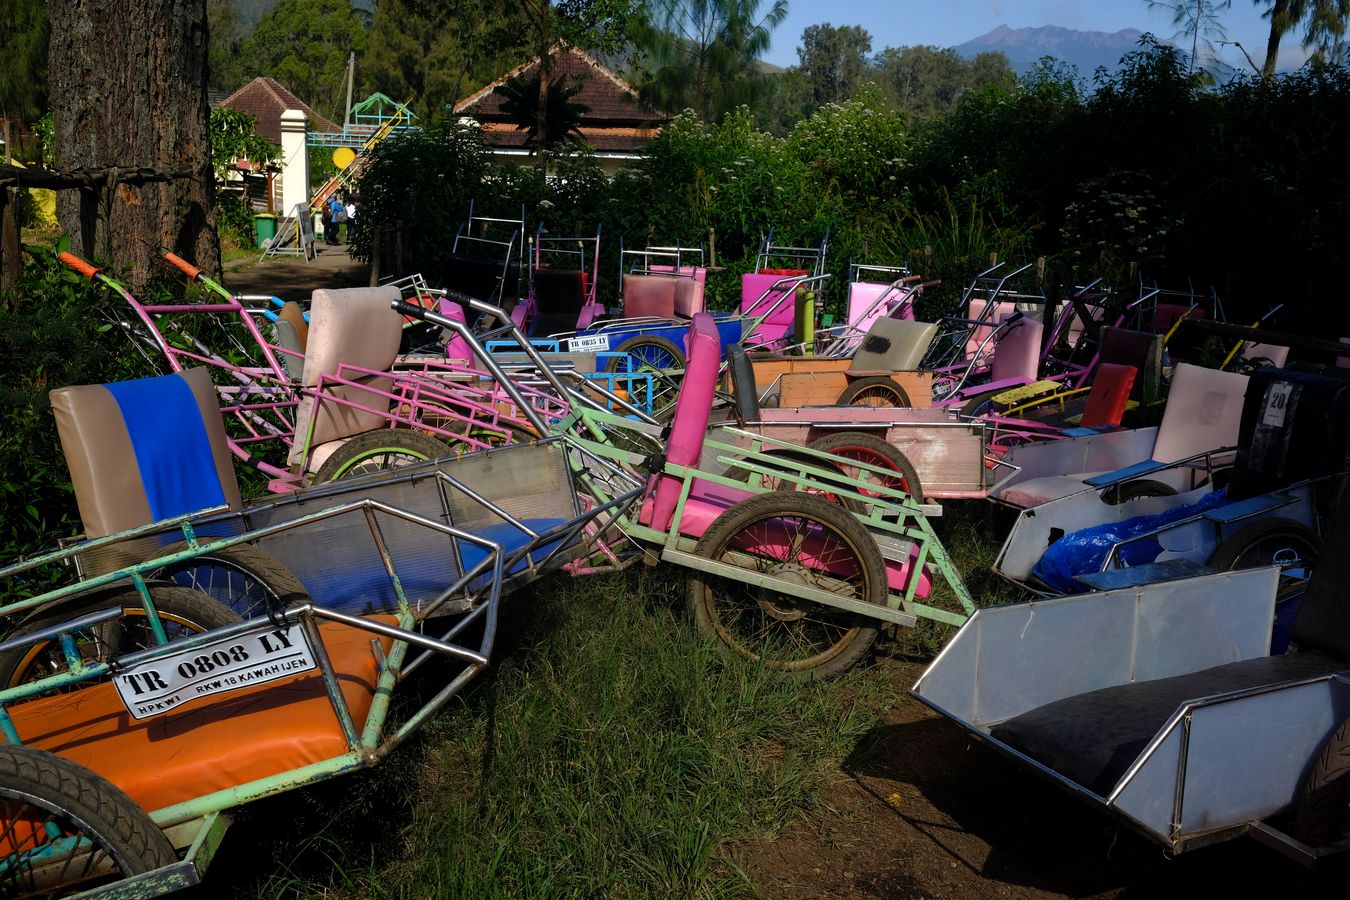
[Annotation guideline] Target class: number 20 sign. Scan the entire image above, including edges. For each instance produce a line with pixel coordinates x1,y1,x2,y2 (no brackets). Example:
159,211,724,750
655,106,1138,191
114,623,318,720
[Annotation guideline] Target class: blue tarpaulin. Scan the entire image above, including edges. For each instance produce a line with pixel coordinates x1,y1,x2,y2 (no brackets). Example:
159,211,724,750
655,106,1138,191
1032,489,1229,593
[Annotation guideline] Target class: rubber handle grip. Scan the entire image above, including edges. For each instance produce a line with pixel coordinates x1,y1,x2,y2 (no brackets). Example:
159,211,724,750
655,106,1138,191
442,288,477,306
59,252,100,280
391,299,427,320
163,252,202,280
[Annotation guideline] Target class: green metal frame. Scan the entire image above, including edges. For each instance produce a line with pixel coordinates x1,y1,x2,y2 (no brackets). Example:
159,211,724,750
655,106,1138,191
557,403,975,629
0,452,638,897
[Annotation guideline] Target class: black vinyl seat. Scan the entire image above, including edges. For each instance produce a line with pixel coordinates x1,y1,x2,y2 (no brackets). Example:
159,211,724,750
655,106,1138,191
440,253,516,304
991,494,1350,796
529,269,586,337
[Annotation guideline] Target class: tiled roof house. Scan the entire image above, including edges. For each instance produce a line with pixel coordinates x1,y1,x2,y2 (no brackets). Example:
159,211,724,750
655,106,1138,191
217,77,339,144
453,46,668,173
215,77,337,214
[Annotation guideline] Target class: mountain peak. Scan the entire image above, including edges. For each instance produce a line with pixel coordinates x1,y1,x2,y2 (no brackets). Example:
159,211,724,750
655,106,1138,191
957,24,1152,74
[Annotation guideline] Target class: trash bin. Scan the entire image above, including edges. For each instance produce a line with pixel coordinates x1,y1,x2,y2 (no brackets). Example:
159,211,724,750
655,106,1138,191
254,214,277,249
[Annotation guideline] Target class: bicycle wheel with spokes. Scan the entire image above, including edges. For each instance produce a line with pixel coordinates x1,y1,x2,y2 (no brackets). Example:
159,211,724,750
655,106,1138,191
151,543,310,620
1208,517,1320,581
0,585,240,690
808,432,926,504
836,376,912,409
687,492,888,678
0,744,175,897
313,429,453,483
607,334,685,421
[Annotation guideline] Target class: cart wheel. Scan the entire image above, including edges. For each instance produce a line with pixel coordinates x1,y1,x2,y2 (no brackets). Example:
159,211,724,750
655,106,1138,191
807,432,926,505
687,492,888,678
314,429,452,482
1207,517,1320,577
721,450,861,511
607,334,686,422
1204,512,1317,599
0,744,176,895
431,418,535,453
1295,715,1350,847
836,376,912,409
1100,479,1178,505
956,388,1004,419
0,585,241,689
152,543,310,620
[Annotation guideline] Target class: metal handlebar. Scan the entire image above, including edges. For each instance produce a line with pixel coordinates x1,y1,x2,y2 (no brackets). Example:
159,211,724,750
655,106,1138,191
392,297,568,435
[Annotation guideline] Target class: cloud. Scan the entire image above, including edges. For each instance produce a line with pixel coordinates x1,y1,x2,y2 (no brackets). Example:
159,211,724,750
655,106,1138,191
992,0,1004,15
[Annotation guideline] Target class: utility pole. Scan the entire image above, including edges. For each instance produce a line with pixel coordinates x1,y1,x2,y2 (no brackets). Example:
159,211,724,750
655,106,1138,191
344,52,356,129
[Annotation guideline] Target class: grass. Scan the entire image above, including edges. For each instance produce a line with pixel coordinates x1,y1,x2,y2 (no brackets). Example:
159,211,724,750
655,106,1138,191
205,504,1012,898
220,241,260,266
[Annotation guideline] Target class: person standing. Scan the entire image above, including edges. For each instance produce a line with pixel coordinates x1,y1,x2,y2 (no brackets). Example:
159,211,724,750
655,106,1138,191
325,194,345,245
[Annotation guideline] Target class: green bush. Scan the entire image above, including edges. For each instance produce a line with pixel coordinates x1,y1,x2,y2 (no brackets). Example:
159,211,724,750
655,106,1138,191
350,45,1350,330
214,191,256,248
0,245,162,583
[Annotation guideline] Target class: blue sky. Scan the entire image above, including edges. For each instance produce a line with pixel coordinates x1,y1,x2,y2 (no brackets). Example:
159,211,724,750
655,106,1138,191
763,1,1303,74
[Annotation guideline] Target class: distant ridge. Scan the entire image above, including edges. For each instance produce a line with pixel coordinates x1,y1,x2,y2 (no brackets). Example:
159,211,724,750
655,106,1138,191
956,25,1152,76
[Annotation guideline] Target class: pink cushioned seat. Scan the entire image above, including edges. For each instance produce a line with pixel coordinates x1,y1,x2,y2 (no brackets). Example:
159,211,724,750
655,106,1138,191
741,272,797,348
989,316,1044,384
639,313,724,533
847,282,901,332
966,300,1019,362
622,273,679,319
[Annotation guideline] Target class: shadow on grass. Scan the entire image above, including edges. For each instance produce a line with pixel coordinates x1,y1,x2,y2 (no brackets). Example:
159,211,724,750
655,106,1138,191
844,716,1349,899
196,567,900,898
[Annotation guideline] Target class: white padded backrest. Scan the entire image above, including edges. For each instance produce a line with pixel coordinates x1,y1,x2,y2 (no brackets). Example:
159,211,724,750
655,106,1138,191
989,317,1044,383
1151,363,1249,463
848,318,938,372
288,286,403,466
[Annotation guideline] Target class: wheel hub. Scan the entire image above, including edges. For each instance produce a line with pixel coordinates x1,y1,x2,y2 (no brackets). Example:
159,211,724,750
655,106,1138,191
756,567,812,621
1272,546,1307,568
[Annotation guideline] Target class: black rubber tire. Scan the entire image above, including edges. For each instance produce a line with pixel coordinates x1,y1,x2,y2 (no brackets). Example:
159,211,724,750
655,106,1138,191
459,421,538,450
1295,716,1350,847
607,334,686,422
687,491,888,678
957,388,1005,420
151,542,310,620
1206,517,1320,574
0,585,241,689
313,429,452,483
808,432,926,505
1101,479,1178,506
836,376,913,409
0,744,176,894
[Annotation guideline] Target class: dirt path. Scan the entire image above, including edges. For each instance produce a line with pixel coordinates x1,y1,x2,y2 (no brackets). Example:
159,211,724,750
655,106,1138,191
737,659,1347,899
221,244,370,303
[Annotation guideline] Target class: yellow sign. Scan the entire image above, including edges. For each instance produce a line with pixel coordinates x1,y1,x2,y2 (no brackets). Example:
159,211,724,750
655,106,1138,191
332,147,356,169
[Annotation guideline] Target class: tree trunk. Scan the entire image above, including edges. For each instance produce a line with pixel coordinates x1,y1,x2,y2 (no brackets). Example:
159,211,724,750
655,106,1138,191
1262,0,1292,80
48,0,219,288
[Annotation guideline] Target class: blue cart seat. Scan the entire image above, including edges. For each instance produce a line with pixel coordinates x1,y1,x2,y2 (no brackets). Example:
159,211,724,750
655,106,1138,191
50,368,243,544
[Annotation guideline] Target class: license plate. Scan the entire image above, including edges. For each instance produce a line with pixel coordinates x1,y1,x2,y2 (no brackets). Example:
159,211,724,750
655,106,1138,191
114,623,317,720
568,333,610,352
1260,382,1293,427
